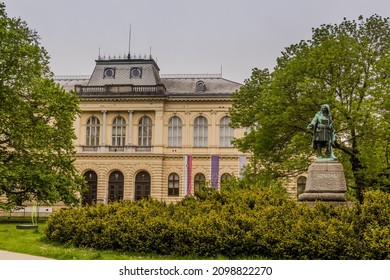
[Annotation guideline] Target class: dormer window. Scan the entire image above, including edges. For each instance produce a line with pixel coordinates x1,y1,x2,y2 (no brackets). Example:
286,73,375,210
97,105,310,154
103,68,115,78
196,81,206,92
131,67,142,78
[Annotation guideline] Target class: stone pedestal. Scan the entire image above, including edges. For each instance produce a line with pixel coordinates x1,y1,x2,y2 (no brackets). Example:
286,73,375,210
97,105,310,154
298,160,347,201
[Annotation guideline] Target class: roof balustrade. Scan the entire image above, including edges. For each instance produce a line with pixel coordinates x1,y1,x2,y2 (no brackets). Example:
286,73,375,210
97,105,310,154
75,84,166,97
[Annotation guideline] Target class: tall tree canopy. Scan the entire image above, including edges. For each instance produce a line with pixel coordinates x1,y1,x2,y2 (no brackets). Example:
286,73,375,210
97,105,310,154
230,15,390,202
0,3,84,210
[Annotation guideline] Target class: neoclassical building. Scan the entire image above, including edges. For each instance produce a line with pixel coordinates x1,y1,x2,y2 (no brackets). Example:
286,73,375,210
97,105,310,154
56,55,249,204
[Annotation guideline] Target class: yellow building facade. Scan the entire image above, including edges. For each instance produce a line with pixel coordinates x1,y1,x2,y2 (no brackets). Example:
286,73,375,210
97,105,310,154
57,56,249,204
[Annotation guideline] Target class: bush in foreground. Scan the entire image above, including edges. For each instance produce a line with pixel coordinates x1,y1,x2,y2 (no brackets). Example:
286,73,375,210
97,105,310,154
45,188,390,259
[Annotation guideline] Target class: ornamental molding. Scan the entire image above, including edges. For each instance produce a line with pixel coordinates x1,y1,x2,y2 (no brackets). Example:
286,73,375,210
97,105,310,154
76,154,165,160
79,94,232,102
167,97,231,103
80,97,167,103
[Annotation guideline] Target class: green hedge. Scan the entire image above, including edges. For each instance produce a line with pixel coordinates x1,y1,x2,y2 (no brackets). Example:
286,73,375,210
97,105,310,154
44,188,390,259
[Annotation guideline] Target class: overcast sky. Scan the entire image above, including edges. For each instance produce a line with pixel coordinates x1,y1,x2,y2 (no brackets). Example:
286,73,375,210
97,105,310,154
3,0,390,83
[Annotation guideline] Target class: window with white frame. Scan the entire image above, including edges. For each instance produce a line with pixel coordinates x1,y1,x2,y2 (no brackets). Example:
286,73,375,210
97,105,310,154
168,173,180,196
194,116,208,147
168,116,182,147
86,117,100,146
220,116,234,147
112,116,126,146
138,116,152,146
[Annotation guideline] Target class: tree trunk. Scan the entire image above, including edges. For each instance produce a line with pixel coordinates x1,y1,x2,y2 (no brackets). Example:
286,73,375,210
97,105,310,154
350,154,367,204
335,140,367,203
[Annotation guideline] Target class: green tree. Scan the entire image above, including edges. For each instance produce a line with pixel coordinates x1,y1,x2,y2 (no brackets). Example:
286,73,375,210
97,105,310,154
230,15,390,203
0,3,85,210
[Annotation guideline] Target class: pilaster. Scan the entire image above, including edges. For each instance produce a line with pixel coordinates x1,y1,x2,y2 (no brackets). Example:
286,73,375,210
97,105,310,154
101,110,107,145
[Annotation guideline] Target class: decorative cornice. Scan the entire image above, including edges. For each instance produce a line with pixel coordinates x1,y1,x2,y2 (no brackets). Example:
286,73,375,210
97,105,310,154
76,154,242,161
167,97,232,103
79,97,232,103
76,154,165,160
79,97,167,102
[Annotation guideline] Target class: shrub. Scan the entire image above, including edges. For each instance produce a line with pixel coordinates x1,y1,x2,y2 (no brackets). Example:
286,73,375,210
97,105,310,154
44,189,390,259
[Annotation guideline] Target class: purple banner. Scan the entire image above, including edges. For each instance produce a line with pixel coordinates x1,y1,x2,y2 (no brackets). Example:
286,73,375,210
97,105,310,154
211,155,220,189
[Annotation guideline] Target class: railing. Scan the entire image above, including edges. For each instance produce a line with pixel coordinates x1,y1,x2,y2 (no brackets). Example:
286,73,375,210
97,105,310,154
54,75,91,80
80,146,152,153
82,146,99,152
108,146,125,152
75,84,166,96
135,146,152,152
161,73,222,79
77,86,105,93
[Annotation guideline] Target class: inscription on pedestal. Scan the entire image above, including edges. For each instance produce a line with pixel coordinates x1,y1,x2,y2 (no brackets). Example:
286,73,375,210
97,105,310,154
298,160,347,202
316,173,337,179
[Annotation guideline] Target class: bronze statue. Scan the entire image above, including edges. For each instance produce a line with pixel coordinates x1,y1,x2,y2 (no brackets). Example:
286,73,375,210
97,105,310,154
307,104,336,159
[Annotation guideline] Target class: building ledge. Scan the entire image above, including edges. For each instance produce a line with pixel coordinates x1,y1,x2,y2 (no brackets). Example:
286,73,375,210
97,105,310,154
75,84,166,97
78,146,152,153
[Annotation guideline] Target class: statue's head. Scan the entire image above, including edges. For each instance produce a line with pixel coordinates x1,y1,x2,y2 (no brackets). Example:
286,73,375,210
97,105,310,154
321,104,330,114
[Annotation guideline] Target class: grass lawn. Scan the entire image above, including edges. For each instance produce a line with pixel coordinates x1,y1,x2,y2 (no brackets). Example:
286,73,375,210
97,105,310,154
0,219,219,260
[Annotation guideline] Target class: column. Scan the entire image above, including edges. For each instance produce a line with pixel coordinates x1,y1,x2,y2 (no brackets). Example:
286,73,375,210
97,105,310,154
154,110,164,153
210,110,217,151
102,110,107,145
184,111,191,154
128,110,133,145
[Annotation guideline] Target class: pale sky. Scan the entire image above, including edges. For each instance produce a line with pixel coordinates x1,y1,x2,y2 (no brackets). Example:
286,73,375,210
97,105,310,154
2,0,390,83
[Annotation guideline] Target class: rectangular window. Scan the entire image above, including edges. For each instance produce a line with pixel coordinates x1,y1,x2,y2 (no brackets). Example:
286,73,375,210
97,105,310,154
168,173,179,196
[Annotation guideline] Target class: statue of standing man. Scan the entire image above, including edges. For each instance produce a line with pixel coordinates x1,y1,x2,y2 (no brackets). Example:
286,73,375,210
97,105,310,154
307,104,337,160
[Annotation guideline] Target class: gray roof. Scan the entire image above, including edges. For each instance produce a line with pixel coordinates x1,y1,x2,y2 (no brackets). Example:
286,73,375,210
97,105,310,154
54,57,242,96
162,77,241,94
88,59,161,86
55,76,241,96
55,77,89,91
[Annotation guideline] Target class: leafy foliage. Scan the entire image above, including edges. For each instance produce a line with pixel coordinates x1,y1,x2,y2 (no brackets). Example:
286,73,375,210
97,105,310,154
45,188,390,259
0,3,85,209
230,15,390,202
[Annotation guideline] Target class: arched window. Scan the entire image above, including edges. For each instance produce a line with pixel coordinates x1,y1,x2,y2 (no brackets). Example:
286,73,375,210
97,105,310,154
220,173,232,184
194,173,206,192
112,116,126,146
168,116,182,147
196,81,206,92
194,116,208,147
83,171,98,205
108,171,124,202
86,117,100,146
135,171,151,200
297,176,307,196
220,116,234,147
168,173,180,196
138,116,152,146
